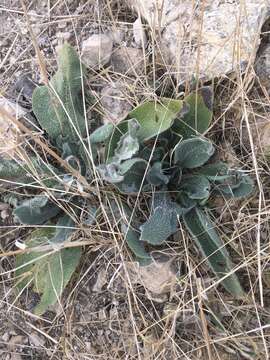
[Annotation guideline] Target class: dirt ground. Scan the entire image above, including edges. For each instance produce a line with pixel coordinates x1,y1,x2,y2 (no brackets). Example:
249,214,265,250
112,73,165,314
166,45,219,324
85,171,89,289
1,1,270,359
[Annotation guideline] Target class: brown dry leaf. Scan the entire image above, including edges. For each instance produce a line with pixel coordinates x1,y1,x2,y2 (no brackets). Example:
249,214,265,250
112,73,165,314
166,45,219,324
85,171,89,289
127,254,178,302
0,97,25,159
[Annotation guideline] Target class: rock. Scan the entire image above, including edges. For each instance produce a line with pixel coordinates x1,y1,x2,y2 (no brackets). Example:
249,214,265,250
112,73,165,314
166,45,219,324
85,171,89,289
92,268,107,292
111,47,146,76
127,254,178,302
128,0,270,83
255,44,270,90
100,82,132,123
81,34,113,69
133,18,147,48
0,97,25,159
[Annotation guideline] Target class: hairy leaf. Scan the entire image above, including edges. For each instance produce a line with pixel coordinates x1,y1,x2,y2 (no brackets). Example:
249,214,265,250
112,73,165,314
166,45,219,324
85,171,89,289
123,224,151,260
107,99,183,158
146,162,170,186
173,87,213,138
14,195,61,225
174,138,214,169
50,214,76,243
89,123,114,144
216,173,254,198
140,193,183,245
195,162,230,181
15,228,81,315
32,44,86,149
116,158,148,193
114,119,140,162
183,207,245,298
179,175,210,200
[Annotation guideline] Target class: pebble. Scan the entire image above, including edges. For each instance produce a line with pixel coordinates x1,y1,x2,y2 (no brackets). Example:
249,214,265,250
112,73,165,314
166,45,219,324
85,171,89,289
81,34,113,70
133,18,147,48
111,47,146,76
100,82,132,124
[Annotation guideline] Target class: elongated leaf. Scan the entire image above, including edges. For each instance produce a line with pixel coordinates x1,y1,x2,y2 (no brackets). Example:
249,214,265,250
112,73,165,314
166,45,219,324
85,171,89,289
183,207,245,298
15,228,82,315
123,224,151,260
179,175,210,200
32,44,86,149
173,87,213,138
174,138,214,169
14,195,61,225
89,123,114,144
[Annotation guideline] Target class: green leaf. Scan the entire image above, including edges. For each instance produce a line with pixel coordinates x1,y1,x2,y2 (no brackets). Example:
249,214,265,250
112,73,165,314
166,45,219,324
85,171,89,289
15,227,82,315
106,98,183,159
180,175,210,200
146,162,170,186
195,162,230,181
216,173,254,198
173,87,213,138
50,214,76,243
174,138,214,169
140,206,177,245
183,207,245,298
123,224,151,260
140,193,183,245
116,158,148,194
130,98,183,141
32,44,86,148
114,119,140,162
89,123,114,144
14,195,61,225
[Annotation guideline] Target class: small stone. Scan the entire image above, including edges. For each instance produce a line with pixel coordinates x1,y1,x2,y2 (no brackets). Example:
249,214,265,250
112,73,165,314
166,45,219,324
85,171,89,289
1,209,9,220
29,333,45,347
110,29,124,44
81,34,113,69
57,32,71,41
133,18,147,48
92,269,107,292
255,44,270,91
100,82,132,124
111,47,146,76
2,332,10,342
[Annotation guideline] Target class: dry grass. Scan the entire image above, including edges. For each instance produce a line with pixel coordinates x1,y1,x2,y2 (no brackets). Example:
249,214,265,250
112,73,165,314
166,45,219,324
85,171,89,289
0,0,270,359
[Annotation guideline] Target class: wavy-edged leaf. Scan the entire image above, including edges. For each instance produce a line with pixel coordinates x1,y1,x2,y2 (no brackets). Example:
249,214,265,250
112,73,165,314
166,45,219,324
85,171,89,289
97,163,124,183
174,138,214,169
14,195,61,225
216,173,254,198
32,44,86,148
106,98,183,158
114,119,140,162
116,158,148,194
195,162,230,181
183,207,245,298
173,87,213,138
15,227,82,315
140,193,183,245
146,162,170,186
179,175,210,200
